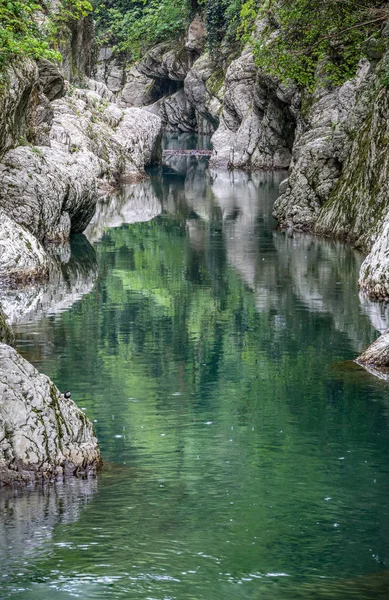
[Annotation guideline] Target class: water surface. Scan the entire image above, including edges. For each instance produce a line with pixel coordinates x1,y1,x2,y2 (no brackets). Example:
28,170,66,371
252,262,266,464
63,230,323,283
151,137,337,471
2,158,389,599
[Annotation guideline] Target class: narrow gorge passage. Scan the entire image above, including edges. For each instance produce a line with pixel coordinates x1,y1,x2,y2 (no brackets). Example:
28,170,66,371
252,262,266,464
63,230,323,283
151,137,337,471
2,148,389,600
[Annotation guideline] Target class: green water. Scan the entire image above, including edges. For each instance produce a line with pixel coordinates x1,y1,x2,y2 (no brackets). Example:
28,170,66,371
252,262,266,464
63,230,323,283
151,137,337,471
2,159,389,599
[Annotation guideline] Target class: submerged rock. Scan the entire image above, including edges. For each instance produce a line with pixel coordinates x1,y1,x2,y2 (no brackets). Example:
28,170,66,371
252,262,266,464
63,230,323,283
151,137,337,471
0,344,101,485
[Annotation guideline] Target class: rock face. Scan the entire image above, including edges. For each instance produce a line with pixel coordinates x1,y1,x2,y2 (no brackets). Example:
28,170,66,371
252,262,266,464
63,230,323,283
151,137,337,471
273,61,372,232
0,59,39,158
94,16,222,135
211,49,298,169
0,344,101,485
0,307,14,346
37,59,65,101
0,212,49,281
0,84,162,246
272,51,389,301
357,331,389,367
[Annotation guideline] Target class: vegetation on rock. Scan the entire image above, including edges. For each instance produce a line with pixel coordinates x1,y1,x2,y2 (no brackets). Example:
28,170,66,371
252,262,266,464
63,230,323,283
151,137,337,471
0,0,92,72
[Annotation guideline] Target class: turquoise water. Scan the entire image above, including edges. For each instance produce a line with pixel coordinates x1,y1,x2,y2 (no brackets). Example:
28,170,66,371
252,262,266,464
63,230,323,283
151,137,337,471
2,158,389,599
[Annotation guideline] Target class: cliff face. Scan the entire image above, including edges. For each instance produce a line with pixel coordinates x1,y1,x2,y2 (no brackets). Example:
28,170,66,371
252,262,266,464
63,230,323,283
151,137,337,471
98,15,389,302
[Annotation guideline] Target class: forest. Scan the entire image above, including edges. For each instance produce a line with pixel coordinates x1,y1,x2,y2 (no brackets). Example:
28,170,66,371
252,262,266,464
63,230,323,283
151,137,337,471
1,0,387,87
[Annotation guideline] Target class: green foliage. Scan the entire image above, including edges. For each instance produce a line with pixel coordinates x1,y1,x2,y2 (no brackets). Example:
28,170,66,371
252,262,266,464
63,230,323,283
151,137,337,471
249,0,385,89
0,0,92,72
204,0,246,49
0,0,60,69
95,0,191,60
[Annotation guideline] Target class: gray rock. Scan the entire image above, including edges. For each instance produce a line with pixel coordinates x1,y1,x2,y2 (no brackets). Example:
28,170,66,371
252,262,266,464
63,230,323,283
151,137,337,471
359,219,389,300
120,67,158,107
0,306,14,346
184,53,223,132
186,16,206,52
0,145,98,243
137,43,194,81
37,59,65,101
0,58,39,157
0,343,101,485
0,212,49,281
59,15,95,82
0,86,162,244
147,88,196,132
357,330,389,367
211,49,298,169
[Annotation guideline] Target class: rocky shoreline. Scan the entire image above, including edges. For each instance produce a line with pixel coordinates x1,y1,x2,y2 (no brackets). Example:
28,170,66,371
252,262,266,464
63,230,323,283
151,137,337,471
2,9,389,484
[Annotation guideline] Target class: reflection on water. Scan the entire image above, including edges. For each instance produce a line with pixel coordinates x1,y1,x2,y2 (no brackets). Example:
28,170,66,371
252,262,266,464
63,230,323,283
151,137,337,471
86,181,162,243
3,159,389,600
0,235,97,324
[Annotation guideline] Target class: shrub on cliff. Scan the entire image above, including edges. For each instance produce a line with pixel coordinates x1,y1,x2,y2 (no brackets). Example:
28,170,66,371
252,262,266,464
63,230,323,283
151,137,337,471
245,0,388,88
0,0,92,72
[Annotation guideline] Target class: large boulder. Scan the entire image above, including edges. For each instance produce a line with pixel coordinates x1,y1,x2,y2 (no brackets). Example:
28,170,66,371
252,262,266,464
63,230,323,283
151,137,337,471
0,146,99,243
0,343,101,485
0,86,162,243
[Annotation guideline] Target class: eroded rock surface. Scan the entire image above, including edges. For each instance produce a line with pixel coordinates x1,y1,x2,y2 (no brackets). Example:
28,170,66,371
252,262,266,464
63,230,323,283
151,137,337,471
0,344,101,485
0,213,49,281
357,331,389,367
0,85,162,245
0,59,39,157
211,49,298,169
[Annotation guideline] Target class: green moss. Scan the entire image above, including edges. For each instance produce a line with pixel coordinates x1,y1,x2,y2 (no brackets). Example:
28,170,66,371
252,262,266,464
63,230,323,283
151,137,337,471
206,69,225,98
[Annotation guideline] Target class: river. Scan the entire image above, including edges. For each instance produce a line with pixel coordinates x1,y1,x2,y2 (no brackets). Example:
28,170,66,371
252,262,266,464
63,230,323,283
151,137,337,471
1,144,389,599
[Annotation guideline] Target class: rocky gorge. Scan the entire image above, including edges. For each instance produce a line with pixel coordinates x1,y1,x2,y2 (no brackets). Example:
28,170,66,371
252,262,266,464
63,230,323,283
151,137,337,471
91,10,389,369
2,2,389,484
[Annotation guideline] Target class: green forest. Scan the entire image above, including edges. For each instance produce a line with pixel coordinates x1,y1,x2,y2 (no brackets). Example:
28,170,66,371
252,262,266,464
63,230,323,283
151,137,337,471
1,0,388,87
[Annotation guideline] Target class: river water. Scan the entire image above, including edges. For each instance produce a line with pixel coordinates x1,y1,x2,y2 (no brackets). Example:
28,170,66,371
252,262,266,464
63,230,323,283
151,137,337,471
1,148,389,599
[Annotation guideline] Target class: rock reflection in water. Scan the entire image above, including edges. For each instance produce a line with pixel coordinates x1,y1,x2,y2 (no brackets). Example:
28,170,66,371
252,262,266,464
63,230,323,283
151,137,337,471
0,477,97,580
85,180,162,243
0,235,97,325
